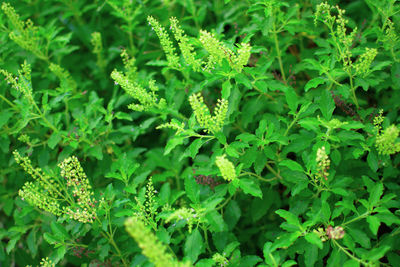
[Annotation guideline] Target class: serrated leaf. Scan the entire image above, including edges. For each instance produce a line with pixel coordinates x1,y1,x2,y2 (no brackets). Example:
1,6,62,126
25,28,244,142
222,80,232,98
366,216,380,235
188,139,205,159
48,132,62,149
285,87,298,112
304,232,323,249
369,183,384,208
275,209,300,227
305,77,326,92
184,229,204,263
164,136,184,155
51,221,70,240
185,175,200,204
319,90,335,120
367,151,378,172
279,159,304,172
239,178,262,198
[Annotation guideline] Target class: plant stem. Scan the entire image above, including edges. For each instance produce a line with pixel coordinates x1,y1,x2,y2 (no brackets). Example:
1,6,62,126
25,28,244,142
272,22,287,84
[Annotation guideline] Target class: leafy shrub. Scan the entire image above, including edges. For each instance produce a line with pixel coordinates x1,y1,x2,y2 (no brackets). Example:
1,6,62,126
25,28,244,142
1,0,400,266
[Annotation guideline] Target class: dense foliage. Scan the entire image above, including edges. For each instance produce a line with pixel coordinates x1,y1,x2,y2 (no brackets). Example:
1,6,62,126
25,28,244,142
1,0,400,266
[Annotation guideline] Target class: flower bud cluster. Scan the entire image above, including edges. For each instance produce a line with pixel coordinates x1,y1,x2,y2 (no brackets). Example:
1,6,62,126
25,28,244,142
125,217,191,267
147,16,251,73
14,151,99,223
166,207,201,233
373,110,400,155
1,61,33,100
59,156,97,223
156,119,186,135
111,70,166,112
1,3,46,60
199,30,251,72
215,154,237,182
147,16,180,69
49,63,77,92
354,48,378,76
314,3,358,72
316,146,330,181
326,225,345,240
189,93,228,134
375,125,400,155
170,17,202,72
212,253,229,267
19,182,62,216
120,48,137,81
91,32,106,69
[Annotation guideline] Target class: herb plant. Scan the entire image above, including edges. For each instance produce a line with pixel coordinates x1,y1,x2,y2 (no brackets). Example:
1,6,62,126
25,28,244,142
1,0,400,266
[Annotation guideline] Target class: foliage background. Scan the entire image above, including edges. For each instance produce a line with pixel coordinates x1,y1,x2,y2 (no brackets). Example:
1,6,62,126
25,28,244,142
0,0,399,266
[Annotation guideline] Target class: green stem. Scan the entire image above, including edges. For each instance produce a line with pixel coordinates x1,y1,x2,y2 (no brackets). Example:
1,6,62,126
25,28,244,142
239,171,277,182
332,239,369,266
0,94,16,108
272,23,287,84
349,73,359,109
342,211,370,226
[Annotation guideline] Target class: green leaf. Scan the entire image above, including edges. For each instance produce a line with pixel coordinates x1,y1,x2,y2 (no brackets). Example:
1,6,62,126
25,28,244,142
369,183,384,208
367,151,378,172
305,77,326,92
205,210,227,232
364,245,391,261
164,136,184,155
185,175,200,204
304,244,318,267
319,90,335,120
99,243,110,261
184,229,204,263
0,110,12,128
188,139,205,159
279,159,304,172
304,232,323,249
50,221,71,241
285,87,298,112
48,132,62,149
240,255,262,267
222,80,232,98
275,209,300,227
366,216,380,235
392,62,400,90
238,178,262,198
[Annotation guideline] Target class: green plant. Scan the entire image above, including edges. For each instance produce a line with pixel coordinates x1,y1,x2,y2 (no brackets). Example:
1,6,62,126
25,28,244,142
1,0,400,266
